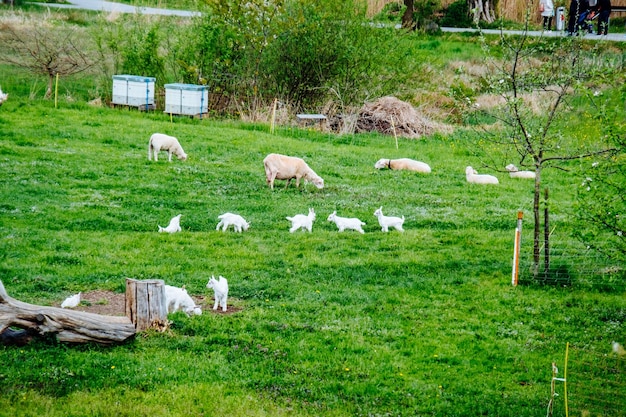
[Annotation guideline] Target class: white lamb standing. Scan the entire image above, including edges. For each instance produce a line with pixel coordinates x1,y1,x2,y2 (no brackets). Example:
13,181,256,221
0,86,8,107
327,211,366,234
505,164,536,179
148,133,188,162
164,285,202,316
374,158,431,174
465,166,499,185
373,206,405,232
263,153,324,190
158,214,182,233
286,208,316,233
61,292,81,309
206,275,229,312
216,213,250,232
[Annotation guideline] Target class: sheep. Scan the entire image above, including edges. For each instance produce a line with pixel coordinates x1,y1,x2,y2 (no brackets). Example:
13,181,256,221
373,206,405,232
327,211,366,234
148,133,188,162
505,164,536,179
465,166,499,185
61,292,81,309
158,214,182,233
216,212,250,232
164,285,202,316
286,208,316,233
374,158,431,174
0,86,8,107
263,153,324,190
206,275,229,312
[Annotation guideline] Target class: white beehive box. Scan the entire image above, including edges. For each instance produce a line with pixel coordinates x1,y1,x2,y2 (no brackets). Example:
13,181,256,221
164,83,209,116
112,75,156,108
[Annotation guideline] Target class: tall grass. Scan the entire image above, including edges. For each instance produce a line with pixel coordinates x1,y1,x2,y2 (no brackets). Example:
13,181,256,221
0,87,624,416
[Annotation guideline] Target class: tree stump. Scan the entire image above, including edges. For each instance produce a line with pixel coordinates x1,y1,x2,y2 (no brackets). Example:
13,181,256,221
125,278,168,332
0,280,135,345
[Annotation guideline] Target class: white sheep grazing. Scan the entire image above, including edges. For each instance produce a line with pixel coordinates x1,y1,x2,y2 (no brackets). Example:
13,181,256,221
327,211,366,234
158,214,182,233
465,166,499,185
0,86,8,107
373,206,405,232
216,213,250,232
61,292,81,308
286,208,316,233
374,158,431,174
263,153,324,190
164,285,202,316
206,275,229,312
148,133,188,162
505,164,536,179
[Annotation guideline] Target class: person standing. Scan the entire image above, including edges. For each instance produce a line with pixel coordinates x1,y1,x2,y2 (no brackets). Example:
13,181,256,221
540,0,555,31
596,0,611,35
568,0,590,35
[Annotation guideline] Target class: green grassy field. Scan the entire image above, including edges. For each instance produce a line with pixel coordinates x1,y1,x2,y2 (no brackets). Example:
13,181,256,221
0,90,624,416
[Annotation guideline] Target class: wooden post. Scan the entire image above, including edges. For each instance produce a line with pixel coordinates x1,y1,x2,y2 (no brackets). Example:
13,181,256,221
125,279,168,332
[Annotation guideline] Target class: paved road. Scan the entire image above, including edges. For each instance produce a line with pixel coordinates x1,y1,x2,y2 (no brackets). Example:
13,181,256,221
29,0,199,17
29,0,626,42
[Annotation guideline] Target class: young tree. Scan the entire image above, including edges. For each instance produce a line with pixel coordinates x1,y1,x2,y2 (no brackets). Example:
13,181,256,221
463,17,619,279
1,17,93,99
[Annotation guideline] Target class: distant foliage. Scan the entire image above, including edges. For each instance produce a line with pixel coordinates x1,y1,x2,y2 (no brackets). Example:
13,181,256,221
439,0,472,28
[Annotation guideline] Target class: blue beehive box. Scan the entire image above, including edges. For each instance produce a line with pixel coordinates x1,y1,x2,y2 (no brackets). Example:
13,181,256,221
112,75,155,108
164,83,209,116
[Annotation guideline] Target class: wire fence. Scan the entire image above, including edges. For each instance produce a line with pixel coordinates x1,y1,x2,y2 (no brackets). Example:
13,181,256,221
550,344,625,417
517,237,625,291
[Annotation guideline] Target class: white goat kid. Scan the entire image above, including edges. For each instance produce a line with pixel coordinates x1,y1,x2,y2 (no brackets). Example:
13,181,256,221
148,133,188,162
465,166,499,185
263,153,324,190
505,164,536,179
61,292,81,308
0,86,8,107
327,211,366,234
164,285,202,316
206,275,229,312
374,158,431,174
374,206,405,232
286,208,316,233
158,214,182,233
216,213,250,232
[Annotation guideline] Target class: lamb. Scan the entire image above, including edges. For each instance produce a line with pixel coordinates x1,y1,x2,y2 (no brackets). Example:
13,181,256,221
216,213,250,232
286,208,316,233
263,153,324,190
327,211,366,234
158,214,182,233
0,86,8,107
465,166,499,185
373,206,405,232
206,275,229,312
374,158,431,174
61,292,81,309
505,164,536,179
148,133,188,162
164,284,202,316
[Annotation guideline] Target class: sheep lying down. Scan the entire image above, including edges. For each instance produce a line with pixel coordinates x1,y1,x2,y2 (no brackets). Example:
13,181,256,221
374,158,431,174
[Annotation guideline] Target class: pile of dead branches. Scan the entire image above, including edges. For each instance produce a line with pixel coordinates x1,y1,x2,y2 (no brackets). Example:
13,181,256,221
355,96,451,139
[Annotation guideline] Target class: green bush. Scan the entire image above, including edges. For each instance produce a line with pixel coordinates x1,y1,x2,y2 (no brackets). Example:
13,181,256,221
439,0,472,28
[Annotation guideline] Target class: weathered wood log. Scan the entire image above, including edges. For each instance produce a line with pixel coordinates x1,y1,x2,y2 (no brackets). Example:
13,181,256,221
0,280,135,346
125,278,168,332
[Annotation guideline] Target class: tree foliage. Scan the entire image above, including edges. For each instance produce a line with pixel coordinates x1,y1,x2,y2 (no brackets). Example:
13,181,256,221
0,15,93,98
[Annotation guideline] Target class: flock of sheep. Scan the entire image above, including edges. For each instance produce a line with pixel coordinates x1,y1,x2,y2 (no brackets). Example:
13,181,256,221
139,131,537,315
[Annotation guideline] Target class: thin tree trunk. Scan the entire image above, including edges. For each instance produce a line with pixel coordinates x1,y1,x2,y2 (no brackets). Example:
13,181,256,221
543,188,550,278
402,0,415,29
533,167,542,279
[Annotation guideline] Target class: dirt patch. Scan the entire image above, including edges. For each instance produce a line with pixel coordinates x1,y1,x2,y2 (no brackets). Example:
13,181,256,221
63,291,241,316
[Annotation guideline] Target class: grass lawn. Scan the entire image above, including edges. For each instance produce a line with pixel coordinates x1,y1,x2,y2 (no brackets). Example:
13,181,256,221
0,93,624,416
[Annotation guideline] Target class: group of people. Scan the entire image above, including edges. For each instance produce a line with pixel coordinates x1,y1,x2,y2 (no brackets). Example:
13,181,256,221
539,0,612,35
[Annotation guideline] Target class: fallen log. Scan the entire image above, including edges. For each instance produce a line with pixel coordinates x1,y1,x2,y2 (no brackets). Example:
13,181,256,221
0,280,135,346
